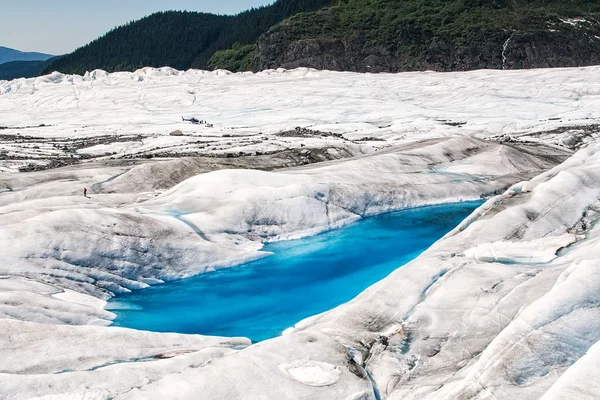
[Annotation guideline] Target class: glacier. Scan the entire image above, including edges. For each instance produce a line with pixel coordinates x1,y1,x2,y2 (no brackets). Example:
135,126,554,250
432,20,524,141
0,66,599,399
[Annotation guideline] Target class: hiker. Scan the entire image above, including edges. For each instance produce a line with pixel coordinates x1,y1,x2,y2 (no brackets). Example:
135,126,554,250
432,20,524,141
84,187,87,197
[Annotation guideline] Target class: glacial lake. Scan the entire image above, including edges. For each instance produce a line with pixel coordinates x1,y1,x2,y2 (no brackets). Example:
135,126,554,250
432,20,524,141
107,201,482,341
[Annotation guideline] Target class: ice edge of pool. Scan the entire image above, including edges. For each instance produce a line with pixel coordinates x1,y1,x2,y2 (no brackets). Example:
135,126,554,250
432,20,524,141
106,200,485,341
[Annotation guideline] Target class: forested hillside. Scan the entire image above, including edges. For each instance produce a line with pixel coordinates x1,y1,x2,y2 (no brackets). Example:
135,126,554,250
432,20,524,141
44,0,600,75
0,58,58,81
229,0,600,72
44,0,334,75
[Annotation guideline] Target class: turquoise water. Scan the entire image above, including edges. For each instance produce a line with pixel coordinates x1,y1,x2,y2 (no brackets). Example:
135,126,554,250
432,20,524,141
108,201,482,341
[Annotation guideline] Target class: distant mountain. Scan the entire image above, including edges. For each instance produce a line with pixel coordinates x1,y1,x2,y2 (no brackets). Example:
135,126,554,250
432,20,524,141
0,46,54,65
0,57,59,81
44,0,334,75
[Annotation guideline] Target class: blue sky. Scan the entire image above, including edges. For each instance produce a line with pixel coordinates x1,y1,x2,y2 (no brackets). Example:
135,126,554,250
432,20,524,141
2,0,274,55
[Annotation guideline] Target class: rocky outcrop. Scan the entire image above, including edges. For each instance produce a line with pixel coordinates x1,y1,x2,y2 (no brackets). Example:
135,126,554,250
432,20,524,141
256,10,399,73
503,23,600,69
257,11,600,72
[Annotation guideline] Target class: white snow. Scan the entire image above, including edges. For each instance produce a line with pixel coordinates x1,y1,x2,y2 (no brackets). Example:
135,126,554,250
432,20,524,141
1,66,600,399
560,18,589,26
464,233,577,263
542,340,600,399
279,359,342,386
2,66,600,171
52,289,108,310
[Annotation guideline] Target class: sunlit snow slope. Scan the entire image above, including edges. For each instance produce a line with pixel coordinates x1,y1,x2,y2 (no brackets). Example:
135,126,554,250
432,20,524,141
0,66,599,399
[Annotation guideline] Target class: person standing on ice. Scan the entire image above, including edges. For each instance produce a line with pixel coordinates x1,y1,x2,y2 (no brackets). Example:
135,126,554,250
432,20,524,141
83,187,87,197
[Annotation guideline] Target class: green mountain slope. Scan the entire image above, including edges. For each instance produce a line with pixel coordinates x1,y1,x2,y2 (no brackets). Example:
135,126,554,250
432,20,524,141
42,0,600,75
44,0,334,75
250,0,600,72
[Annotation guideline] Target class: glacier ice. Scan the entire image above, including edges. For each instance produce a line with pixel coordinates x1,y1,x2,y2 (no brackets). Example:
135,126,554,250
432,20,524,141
0,67,599,399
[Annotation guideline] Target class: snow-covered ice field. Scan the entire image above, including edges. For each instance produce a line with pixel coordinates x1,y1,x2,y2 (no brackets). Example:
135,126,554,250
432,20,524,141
0,66,600,399
1,66,599,172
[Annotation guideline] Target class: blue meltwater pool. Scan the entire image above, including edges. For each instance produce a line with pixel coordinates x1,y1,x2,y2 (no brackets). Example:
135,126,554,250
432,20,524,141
107,201,482,341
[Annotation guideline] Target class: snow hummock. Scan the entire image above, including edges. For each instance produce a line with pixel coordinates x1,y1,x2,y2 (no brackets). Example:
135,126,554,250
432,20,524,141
279,359,342,386
464,233,577,263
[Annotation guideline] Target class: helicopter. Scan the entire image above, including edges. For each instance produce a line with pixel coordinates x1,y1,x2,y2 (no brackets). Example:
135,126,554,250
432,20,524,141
182,117,202,124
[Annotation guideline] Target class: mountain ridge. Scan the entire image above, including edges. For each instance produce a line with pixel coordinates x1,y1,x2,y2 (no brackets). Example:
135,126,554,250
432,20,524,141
0,46,54,65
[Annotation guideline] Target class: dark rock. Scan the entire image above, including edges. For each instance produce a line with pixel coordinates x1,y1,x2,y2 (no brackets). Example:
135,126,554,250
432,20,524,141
503,27,600,69
276,126,343,138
